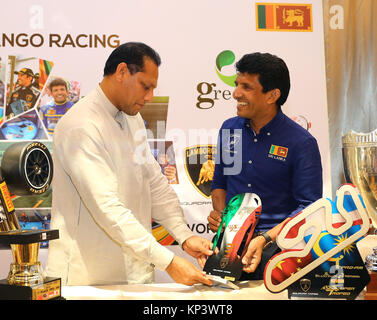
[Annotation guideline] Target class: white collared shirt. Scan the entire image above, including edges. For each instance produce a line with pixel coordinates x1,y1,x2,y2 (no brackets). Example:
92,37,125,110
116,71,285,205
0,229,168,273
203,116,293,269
45,85,193,285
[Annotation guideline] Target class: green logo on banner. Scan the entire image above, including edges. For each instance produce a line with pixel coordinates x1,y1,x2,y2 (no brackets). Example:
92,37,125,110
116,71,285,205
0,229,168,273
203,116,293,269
215,50,237,87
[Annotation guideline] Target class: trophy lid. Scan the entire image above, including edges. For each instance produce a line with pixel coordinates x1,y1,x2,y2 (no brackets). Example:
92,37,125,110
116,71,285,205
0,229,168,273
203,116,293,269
342,129,377,147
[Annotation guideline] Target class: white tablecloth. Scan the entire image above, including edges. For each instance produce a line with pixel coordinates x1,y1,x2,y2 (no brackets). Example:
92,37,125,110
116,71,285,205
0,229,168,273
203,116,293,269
62,280,287,300
61,235,376,300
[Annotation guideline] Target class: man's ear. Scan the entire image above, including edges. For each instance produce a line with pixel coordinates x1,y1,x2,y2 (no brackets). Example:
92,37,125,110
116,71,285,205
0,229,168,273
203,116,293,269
267,88,281,104
114,62,130,82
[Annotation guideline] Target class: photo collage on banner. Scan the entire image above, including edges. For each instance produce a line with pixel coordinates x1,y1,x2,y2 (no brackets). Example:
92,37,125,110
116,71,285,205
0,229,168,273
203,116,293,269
139,97,181,245
0,53,81,248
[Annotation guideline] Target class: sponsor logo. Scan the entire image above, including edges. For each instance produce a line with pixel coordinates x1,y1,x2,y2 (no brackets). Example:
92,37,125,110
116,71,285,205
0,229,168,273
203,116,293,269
223,132,241,154
0,181,15,213
300,278,311,292
215,50,237,87
196,50,237,109
256,3,313,32
184,145,217,198
0,33,120,48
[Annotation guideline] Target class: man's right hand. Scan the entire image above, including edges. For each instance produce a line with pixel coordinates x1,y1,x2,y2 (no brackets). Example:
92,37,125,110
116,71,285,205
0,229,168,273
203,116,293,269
165,256,213,286
207,209,222,232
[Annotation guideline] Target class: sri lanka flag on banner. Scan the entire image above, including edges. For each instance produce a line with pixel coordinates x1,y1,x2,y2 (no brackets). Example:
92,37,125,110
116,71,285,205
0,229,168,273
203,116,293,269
38,59,54,91
256,3,313,32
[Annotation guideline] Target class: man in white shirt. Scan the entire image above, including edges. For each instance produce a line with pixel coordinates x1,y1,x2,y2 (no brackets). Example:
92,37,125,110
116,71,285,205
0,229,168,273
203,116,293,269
45,42,213,286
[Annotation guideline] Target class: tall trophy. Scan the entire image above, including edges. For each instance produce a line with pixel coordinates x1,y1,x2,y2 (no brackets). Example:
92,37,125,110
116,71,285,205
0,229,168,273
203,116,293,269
342,129,377,230
342,130,377,299
0,141,62,300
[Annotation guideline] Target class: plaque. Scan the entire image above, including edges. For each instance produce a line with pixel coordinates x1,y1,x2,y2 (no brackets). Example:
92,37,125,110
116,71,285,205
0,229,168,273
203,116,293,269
264,184,371,299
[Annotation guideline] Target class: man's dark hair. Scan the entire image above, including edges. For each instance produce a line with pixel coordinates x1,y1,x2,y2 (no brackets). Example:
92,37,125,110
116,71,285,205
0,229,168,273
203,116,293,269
103,42,161,76
235,52,290,107
49,78,68,91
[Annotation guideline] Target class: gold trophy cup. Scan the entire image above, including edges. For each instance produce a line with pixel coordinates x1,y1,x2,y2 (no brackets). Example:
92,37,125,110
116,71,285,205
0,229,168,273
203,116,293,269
342,129,377,300
0,141,62,300
342,129,377,230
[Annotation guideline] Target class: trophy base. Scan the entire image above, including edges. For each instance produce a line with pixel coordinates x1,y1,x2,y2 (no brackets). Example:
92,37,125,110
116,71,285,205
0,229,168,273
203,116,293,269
0,276,64,300
365,271,377,300
7,262,44,286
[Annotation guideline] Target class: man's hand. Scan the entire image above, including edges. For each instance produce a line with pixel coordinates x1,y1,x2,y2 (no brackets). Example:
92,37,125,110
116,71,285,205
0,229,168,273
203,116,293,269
207,209,222,233
208,189,226,233
241,235,266,273
163,165,177,182
182,236,214,269
165,256,213,286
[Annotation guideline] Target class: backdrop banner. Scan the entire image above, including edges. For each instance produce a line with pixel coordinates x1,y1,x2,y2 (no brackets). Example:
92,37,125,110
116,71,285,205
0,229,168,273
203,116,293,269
0,0,330,283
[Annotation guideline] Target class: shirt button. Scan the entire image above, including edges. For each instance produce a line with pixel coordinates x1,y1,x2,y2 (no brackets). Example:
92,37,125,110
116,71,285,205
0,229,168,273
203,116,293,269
267,132,271,136
248,184,251,187
254,138,257,142
248,160,252,164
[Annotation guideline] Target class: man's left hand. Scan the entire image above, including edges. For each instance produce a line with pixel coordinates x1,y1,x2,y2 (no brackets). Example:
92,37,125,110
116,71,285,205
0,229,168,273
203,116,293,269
182,236,215,269
242,235,266,273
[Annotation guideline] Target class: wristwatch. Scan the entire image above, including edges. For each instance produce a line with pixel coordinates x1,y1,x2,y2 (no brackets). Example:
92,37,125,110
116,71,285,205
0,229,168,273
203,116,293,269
256,232,272,247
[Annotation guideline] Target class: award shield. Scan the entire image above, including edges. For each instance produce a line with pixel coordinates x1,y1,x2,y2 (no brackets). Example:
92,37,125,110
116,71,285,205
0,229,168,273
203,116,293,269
203,193,261,288
342,129,377,230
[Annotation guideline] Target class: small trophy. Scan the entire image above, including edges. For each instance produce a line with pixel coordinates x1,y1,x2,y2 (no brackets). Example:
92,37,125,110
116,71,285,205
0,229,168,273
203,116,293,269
365,247,377,300
0,141,62,300
204,193,261,289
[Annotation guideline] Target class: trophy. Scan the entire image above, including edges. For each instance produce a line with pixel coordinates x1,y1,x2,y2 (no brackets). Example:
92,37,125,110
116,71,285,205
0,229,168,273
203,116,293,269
365,247,377,300
204,193,261,289
0,141,62,300
342,129,377,230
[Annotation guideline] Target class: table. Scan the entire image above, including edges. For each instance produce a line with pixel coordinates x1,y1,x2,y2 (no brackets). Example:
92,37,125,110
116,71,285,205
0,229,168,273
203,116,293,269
62,280,287,300
60,235,376,301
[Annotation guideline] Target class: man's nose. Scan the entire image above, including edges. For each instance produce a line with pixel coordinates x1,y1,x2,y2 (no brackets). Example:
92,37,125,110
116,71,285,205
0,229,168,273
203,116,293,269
145,89,154,103
233,87,241,99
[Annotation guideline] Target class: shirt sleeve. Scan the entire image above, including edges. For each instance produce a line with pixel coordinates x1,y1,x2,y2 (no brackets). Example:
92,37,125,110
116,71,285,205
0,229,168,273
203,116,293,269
55,125,175,271
290,136,323,217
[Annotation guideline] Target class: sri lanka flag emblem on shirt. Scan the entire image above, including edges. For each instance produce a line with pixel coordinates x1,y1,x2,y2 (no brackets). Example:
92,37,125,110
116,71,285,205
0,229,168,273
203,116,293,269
256,3,313,32
269,144,288,158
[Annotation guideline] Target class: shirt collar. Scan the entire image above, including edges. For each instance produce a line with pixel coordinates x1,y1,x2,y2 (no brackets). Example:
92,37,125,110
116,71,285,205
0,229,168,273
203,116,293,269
261,108,284,133
96,85,126,129
242,108,284,135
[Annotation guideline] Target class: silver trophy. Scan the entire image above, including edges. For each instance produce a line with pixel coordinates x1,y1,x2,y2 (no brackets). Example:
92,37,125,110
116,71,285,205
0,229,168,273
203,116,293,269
342,129,377,230
366,247,377,271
